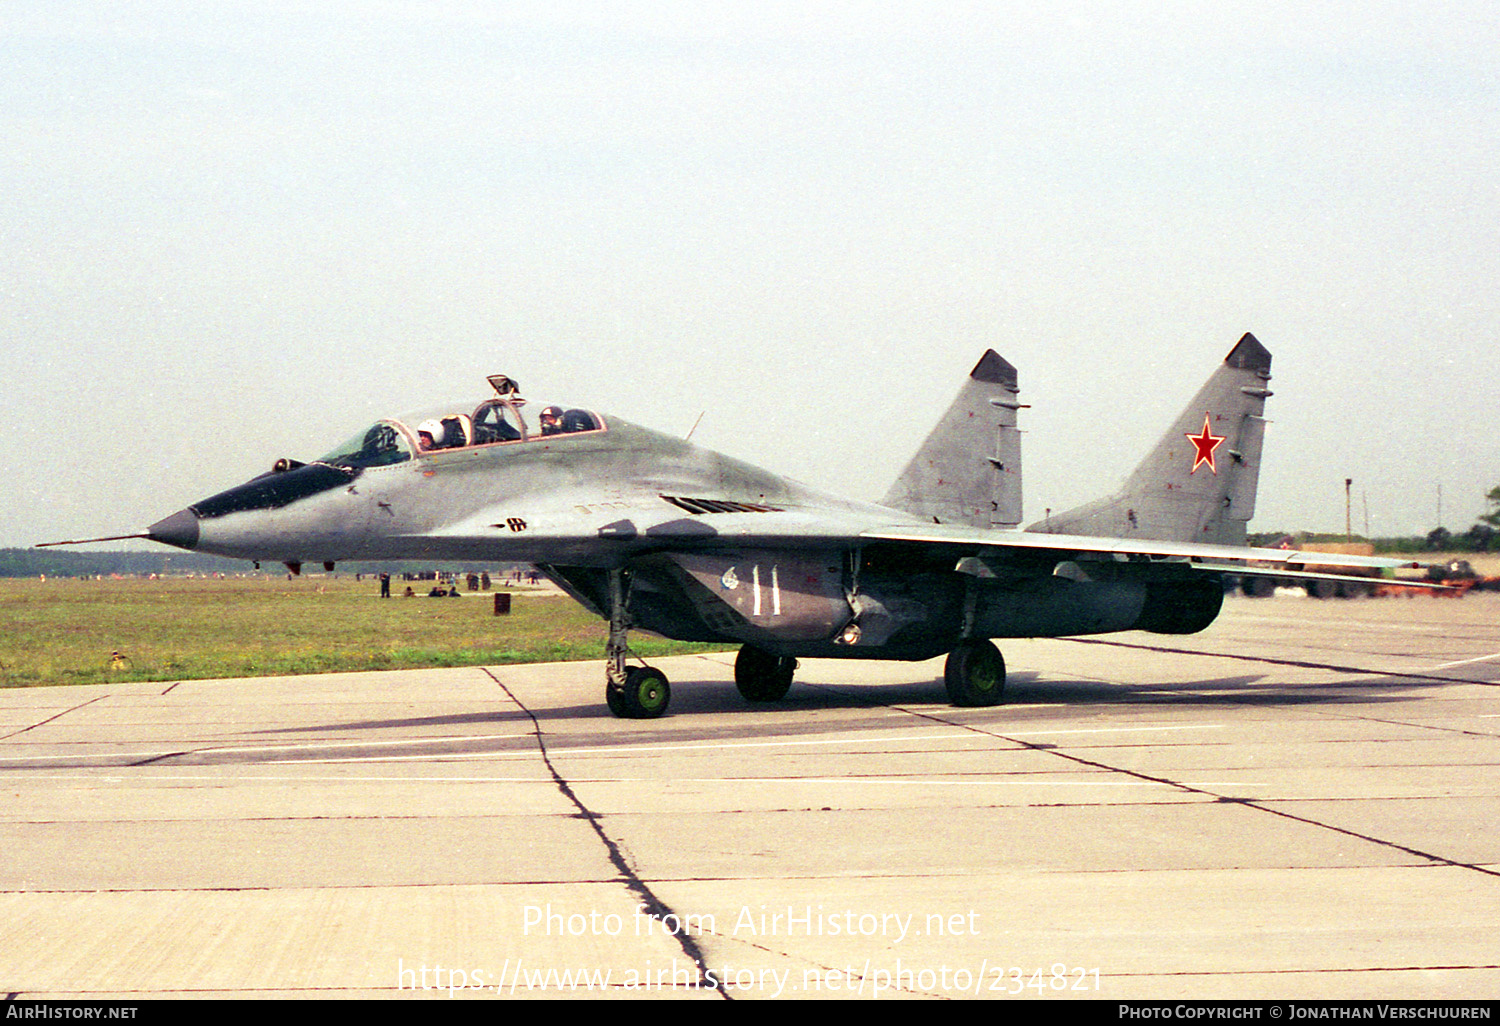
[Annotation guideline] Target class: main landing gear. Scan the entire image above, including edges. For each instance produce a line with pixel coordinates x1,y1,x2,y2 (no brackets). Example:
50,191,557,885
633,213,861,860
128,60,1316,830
943,639,1006,706
734,644,797,703
603,568,670,719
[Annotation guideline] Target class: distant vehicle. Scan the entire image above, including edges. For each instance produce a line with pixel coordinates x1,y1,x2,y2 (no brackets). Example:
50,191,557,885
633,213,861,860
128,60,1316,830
1430,559,1476,581
1235,541,1384,599
53,335,1422,717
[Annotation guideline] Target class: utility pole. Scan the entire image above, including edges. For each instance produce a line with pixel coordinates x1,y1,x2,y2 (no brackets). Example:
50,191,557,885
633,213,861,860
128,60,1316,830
1345,478,1353,541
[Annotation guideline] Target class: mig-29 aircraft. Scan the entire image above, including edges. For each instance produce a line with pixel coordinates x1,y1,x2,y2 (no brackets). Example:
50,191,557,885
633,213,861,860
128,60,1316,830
63,333,1420,718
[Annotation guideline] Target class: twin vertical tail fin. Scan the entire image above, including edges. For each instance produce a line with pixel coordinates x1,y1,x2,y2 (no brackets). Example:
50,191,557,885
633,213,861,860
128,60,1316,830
1033,333,1273,545
881,349,1024,528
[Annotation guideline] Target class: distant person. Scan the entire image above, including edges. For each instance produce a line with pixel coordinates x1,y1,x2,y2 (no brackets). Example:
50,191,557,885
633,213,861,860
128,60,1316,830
379,572,391,598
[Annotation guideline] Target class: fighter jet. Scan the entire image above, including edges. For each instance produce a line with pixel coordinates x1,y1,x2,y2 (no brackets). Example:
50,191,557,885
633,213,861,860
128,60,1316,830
75,335,1422,717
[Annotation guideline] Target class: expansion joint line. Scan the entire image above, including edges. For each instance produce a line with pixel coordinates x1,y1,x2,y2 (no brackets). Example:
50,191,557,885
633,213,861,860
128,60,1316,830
481,667,730,1000
1059,636,1500,688
893,704,1500,880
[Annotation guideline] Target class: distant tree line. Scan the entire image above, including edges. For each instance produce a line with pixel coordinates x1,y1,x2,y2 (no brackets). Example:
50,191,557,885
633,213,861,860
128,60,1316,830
0,548,244,578
1415,484,1500,553
1253,485,1500,554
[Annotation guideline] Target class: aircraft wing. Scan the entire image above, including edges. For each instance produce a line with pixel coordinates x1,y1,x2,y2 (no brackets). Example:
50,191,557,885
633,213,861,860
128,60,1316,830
428,498,1422,576
856,523,1423,572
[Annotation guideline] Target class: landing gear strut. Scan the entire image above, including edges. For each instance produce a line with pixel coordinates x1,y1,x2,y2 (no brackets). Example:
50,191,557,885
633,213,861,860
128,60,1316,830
943,639,1006,706
603,568,670,718
734,644,796,702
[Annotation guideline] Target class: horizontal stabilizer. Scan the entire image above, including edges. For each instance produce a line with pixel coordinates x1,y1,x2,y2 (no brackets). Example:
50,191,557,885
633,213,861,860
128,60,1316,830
1194,563,1452,590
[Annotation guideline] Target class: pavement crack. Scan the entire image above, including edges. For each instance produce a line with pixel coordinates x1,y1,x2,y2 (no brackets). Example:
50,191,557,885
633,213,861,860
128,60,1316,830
482,666,730,1000
882,701,1500,880
0,696,110,742
1058,636,1500,687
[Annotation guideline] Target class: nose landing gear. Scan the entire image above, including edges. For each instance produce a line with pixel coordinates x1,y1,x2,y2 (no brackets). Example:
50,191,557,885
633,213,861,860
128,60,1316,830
603,568,670,719
606,665,671,718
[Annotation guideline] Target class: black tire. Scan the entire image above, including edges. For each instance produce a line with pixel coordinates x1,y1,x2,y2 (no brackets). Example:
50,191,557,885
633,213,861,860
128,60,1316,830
605,679,629,717
943,639,1006,707
1242,576,1276,598
607,666,671,719
734,645,796,702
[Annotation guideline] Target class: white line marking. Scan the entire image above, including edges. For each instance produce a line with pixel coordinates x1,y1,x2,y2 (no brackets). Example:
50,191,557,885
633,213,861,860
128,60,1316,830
1427,651,1500,671
0,772,1258,787
210,732,536,755
0,723,1224,769
539,724,1223,759
0,732,536,765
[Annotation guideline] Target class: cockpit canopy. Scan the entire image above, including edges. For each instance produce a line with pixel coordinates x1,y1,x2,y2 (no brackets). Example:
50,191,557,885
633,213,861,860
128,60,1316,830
320,422,413,469
316,387,604,469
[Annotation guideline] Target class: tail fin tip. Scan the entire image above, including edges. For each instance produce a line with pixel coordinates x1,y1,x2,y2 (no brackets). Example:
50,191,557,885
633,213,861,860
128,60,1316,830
1225,332,1272,373
970,349,1017,386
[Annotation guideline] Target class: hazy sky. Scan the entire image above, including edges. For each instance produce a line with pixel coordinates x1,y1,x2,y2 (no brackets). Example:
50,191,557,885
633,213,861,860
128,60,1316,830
4,1,1497,550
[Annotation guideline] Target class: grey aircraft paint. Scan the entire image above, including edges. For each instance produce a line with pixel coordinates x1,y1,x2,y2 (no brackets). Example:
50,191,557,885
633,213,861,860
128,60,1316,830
113,335,1423,717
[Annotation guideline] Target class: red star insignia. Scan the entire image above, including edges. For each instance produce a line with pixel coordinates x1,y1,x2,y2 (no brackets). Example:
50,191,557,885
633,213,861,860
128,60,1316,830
1185,414,1225,474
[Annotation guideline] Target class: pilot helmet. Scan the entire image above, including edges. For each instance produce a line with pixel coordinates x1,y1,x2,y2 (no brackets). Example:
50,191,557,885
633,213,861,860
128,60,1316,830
539,405,564,430
416,418,445,447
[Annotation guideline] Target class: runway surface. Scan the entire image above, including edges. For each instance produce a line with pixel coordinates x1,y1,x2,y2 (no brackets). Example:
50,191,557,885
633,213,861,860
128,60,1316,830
2,593,1498,1000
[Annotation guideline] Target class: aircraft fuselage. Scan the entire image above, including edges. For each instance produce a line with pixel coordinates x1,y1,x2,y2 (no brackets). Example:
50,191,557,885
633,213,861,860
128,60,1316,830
149,411,1220,663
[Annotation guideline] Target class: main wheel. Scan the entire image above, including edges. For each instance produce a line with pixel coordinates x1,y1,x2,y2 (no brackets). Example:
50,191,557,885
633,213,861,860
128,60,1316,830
943,639,1006,706
1241,576,1276,598
734,645,796,702
606,666,671,719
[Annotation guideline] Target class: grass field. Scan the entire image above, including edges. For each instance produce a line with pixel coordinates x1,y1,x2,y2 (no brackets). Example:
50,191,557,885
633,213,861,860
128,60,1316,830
5,551,1484,689
0,576,724,688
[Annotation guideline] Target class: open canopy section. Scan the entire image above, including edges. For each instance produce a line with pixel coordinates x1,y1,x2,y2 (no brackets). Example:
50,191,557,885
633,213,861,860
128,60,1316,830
311,375,608,471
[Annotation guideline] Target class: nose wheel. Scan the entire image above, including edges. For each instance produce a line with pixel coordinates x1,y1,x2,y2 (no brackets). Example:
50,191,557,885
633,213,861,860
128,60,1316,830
606,666,671,719
603,568,671,719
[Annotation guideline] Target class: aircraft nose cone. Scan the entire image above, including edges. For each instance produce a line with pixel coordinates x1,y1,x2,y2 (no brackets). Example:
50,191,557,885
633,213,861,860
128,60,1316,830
147,509,200,551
